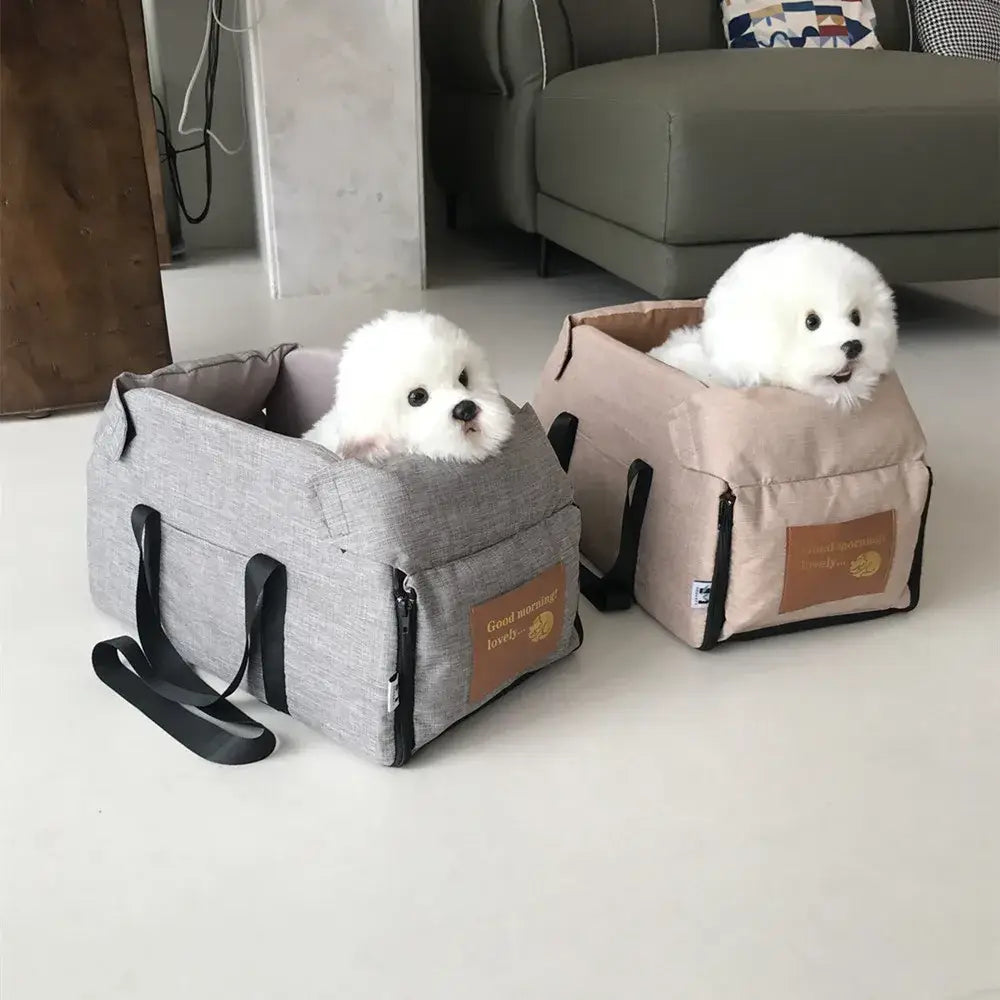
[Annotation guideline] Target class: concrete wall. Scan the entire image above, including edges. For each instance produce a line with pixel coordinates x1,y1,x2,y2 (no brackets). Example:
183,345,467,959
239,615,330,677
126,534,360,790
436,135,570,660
245,0,425,298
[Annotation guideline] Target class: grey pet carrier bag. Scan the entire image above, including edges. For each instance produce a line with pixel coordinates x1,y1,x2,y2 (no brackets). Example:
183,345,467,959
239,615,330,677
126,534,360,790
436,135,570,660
87,345,583,765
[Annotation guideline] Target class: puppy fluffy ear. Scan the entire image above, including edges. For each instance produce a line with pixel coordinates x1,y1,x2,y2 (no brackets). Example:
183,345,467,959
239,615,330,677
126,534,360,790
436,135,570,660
381,309,421,324
337,437,394,463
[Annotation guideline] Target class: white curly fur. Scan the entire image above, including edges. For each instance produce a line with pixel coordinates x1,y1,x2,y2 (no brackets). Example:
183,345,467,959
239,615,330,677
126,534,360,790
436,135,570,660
304,311,514,463
649,234,898,409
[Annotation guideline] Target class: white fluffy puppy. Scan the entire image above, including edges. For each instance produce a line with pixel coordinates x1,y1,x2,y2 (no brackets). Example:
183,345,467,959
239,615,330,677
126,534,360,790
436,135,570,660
304,310,514,462
649,233,898,408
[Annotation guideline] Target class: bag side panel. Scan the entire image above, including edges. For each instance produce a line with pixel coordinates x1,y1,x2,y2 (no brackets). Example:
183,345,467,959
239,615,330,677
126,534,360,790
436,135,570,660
407,505,582,751
566,429,720,648
87,409,397,765
636,462,723,649
723,461,930,638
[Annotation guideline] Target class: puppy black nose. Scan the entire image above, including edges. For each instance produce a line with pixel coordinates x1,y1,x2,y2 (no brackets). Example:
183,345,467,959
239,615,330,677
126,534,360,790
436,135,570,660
452,400,479,423
841,339,863,360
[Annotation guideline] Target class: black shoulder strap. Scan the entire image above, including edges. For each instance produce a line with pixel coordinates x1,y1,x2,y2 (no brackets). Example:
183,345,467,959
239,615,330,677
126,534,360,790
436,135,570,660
92,505,287,765
546,412,653,613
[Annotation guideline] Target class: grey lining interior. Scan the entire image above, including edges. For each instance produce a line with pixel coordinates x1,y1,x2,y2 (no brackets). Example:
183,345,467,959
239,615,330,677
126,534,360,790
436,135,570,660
117,345,340,438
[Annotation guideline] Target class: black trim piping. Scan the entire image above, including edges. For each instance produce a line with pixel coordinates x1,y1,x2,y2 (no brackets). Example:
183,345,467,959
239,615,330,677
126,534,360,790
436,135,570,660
554,327,575,381
392,569,417,766
729,606,908,643
699,489,735,651
902,466,932,611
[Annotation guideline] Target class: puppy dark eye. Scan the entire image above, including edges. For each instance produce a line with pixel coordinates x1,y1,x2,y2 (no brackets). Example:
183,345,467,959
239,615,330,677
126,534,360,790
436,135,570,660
805,311,821,331
849,309,861,326
458,368,469,388
407,388,428,407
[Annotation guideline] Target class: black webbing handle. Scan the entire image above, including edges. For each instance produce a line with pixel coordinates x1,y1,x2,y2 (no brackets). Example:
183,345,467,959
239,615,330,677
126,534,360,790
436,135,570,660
547,411,578,474
547,412,653,613
92,505,287,765
580,459,653,611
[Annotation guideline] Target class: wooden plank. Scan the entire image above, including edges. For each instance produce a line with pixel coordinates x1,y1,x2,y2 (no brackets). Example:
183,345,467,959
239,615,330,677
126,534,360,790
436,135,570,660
0,0,171,416
119,0,172,267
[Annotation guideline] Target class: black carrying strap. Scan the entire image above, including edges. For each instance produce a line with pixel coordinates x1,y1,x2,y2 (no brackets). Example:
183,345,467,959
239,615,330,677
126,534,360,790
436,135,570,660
547,412,653,613
580,459,653,611
547,411,579,474
92,505,287,765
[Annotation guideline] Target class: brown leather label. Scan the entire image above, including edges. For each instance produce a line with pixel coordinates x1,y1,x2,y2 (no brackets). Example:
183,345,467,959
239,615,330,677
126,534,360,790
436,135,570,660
780,510,896,614
468,563,566,705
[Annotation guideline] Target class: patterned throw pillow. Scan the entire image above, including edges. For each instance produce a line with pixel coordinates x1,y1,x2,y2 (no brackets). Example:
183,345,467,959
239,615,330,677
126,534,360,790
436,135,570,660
722,0,882,49
912,0,1000,61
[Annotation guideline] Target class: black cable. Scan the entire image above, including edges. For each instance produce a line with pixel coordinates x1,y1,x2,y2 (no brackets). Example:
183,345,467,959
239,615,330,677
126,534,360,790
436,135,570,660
154,0,225,225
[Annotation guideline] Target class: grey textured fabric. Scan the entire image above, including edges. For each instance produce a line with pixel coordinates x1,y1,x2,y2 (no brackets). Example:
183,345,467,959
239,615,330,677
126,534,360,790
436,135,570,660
264,347,341,437
538,193,1000,297
87,347,582,765
111,344,295,429
536,50,1000,244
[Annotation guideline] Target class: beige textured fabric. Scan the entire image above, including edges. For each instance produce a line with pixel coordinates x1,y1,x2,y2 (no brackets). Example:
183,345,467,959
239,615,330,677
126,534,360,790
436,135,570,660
533,300,931,648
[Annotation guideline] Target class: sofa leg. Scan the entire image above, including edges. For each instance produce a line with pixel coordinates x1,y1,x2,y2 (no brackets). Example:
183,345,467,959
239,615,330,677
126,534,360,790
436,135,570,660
537,235,549,278
445,193,458,230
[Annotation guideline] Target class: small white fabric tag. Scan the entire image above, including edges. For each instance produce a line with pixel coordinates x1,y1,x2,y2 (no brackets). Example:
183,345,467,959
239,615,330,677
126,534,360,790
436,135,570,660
387,674,400,713
691,580,712,609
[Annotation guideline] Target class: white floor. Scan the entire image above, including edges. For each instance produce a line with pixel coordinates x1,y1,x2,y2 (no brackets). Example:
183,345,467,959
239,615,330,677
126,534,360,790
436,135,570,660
3,236,999,1000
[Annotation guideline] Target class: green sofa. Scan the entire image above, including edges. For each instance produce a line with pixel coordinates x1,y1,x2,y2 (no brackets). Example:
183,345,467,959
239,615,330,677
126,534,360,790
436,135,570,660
421,0,1000,296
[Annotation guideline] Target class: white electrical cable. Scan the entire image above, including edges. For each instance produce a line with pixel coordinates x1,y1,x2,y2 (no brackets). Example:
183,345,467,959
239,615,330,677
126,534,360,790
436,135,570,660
176,1,252,156
222,22,249,154
212,0,263,33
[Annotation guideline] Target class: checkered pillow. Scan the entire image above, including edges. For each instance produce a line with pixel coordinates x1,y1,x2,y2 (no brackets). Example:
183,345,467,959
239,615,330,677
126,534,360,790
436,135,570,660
721,1,882,48
912,0,1000,60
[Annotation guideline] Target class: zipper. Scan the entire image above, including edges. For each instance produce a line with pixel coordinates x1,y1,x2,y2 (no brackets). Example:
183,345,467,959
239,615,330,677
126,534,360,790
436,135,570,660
391,569,417,766
701,489,735,650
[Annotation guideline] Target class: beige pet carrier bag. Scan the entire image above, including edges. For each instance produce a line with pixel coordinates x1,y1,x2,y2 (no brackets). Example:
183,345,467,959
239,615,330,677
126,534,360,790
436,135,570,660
534,300,931,649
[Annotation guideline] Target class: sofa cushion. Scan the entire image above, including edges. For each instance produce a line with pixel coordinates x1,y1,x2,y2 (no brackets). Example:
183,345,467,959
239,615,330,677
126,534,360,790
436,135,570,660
535,49,1000,245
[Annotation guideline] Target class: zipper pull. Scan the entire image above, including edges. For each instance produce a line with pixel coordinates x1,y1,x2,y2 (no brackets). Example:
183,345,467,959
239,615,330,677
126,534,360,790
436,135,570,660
719,490,735,527
387,673,400,713
395,593,412,635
